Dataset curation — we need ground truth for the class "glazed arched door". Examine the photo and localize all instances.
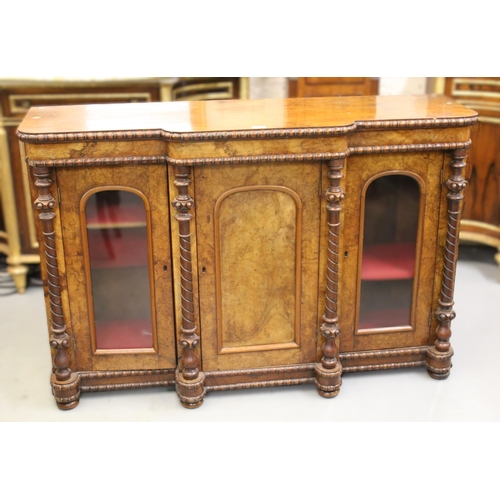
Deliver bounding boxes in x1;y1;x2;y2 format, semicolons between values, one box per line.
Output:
340;152;445;353
56;164;178;372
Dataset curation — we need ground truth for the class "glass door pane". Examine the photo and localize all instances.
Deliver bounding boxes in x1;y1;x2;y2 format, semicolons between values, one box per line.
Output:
85;189;154;350
358;175;420;330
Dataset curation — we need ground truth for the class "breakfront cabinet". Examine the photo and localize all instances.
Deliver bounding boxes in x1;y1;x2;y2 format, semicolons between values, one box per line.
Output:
17;96;477;410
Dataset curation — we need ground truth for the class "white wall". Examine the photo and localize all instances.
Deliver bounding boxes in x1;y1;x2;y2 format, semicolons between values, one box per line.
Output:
378;77;427;95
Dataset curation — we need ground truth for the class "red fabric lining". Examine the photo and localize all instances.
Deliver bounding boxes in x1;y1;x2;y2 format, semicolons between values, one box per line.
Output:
361;242;415;280
87;228;149;269
358;308;411;329
95;319;153;349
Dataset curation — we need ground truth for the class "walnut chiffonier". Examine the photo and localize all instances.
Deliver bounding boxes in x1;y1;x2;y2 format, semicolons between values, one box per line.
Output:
16;96;477;410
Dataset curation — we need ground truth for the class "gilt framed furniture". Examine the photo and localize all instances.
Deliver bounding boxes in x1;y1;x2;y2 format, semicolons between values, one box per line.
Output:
0;77;249;292
17;96;477;410
435;77;500;280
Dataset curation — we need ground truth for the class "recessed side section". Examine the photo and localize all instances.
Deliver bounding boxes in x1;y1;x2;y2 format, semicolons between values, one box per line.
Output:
81;188;156;352
357;173;422;333
215;186;302;354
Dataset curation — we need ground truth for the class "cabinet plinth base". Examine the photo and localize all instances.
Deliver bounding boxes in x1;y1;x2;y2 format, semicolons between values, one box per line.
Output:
426;346;453;380
315;362;342;398
51;372;81;410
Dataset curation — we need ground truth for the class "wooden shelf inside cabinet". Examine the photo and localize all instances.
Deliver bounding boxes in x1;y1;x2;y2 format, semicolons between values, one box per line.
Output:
86;202;147;229
361;242;416;281
86;193;149;269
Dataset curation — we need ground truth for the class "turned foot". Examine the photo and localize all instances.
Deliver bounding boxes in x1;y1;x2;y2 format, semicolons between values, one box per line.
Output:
7;264;29;294
426;346;453;380
51;372;81;411
180;399;204;410
56;399;80;411
315;362;342;399
175;370;206;409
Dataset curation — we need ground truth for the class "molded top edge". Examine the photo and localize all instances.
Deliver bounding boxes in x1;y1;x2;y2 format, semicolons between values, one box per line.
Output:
17;95;478;142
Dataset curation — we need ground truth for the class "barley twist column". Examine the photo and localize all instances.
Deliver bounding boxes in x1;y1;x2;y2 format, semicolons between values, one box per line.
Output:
33;165;80;409
427;148;468;379
171;164;205;408
315;158;345;397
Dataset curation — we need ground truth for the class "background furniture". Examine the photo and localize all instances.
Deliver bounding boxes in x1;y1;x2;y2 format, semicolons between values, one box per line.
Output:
18;95;476;410
0;77;248;292
437;77;500;279
288;77;379;98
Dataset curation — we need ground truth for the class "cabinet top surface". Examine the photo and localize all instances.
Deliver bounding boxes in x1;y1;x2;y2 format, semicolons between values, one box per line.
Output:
18;95;477;138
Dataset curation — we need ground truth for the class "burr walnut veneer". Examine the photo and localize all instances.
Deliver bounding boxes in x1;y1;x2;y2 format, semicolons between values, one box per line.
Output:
17;96;477;410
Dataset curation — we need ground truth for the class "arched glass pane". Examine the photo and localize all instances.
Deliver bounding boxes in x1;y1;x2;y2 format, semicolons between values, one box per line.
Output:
85;190;153;349
359;175;420;330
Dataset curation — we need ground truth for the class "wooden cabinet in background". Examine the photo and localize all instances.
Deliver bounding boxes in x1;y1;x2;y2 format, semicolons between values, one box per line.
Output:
288;77;379;98
0;77;248;292
17;96;476;410
440;77;500;278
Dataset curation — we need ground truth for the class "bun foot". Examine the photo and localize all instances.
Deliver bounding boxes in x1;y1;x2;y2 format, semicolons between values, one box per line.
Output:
56;400;80;410
51;372;81;411
175;370;206;409
426;346;453;380
315;362;342;399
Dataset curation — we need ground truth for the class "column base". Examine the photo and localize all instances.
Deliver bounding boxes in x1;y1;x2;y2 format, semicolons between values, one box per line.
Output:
315;362;342;398
51;372;81;410
426;346;453;380
175;370;206;409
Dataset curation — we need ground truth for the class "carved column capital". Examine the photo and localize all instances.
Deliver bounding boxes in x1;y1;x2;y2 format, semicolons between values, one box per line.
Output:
435;309;456;323
49;334;72;350
172;198;195;212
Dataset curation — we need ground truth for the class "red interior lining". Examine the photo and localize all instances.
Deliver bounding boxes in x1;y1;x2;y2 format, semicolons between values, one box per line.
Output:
358;308;411;330
361;242;415;280
95;319;153;349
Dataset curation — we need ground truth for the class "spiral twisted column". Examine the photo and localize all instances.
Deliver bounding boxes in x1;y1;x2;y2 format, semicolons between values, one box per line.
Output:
427;148;469;379
32;165;80;410
171;164;205;408
315;158;345;398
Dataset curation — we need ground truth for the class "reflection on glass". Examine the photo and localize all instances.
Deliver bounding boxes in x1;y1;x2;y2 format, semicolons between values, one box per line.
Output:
86;190;153;349
359;175;420;330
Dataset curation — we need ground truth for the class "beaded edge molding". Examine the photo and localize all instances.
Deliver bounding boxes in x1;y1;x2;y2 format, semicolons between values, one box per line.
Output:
17;116;478;144
25;140;473;168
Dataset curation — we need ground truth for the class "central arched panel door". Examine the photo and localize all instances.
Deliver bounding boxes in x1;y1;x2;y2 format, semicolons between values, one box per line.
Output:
194;162;322;371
